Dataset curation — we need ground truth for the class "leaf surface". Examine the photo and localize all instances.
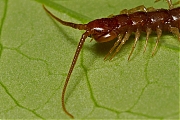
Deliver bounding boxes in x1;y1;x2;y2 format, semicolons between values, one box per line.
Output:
0;0;179;119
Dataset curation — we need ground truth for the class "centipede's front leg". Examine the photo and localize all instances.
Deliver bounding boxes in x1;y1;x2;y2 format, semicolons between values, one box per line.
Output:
109;31;132;60
104;33;124;60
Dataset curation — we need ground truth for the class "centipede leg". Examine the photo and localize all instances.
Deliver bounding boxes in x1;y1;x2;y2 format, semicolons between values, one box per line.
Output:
152;28;162;56
169;27;180;41
104;33;124;60
120;9;128;14
155;0;161;2
107;14;115;18
155;0;174;9
146;7;156;12
128;5;147;14
144;28;152;53
120;5;147;14
166;0;174;9
173;1;180;6
128;29;141;60
110;31;132;60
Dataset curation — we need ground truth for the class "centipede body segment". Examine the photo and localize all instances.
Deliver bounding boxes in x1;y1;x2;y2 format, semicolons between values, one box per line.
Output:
43;0;180;118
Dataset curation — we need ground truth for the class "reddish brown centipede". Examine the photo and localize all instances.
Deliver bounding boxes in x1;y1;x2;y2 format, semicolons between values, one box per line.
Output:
43;0;180;118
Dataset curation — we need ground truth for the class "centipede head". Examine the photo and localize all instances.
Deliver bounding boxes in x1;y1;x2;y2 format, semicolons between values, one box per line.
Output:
86;18;119;43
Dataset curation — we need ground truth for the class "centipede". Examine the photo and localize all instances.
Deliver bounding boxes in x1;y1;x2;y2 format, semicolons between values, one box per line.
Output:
43;0;180;118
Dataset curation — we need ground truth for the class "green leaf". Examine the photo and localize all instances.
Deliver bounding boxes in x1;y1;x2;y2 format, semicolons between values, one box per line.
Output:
0;0;179;119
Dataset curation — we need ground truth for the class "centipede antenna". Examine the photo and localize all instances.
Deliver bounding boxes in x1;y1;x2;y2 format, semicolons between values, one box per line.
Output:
61;32;89;118
42;5;87;30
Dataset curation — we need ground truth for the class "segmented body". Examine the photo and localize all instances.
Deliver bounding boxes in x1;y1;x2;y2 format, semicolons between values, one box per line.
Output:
92;6;180;60
43;0;180;118
106;7;180;33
